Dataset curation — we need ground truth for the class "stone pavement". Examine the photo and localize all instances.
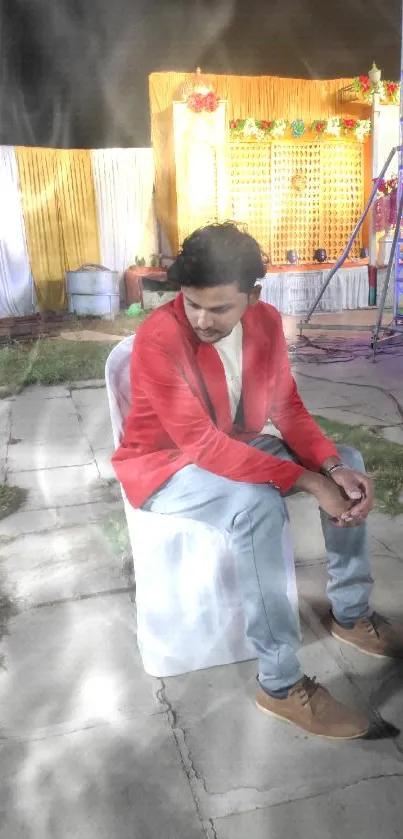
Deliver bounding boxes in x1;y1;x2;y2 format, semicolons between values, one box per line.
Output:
1;354;403;837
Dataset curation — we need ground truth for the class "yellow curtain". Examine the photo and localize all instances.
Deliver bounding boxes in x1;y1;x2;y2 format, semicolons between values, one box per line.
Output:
15;146;101;311
15;148;63;310
149;72;370;253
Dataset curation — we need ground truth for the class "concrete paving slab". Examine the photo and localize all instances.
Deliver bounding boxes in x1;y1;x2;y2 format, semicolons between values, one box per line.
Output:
72;397;110;424
56;500;120;528
11;464;108;510
368;513;403;559
10;395;77;427
71;388;109;409
297;380;403;426
6;439;94;472
296;358;403;409
70;378;106;389
0;442;7;469
82;422;113;451
0;594;156;732
92;447;116;482
300;391;360;410
213;776;403;839
71;389;113;449
9;414;82;443
306;407;392;427
0;716;205;839
0;508;60;540
379;425;403;445
0;523;129;606
0;399;12;433
13;385;71;400
161;619;402;821
0;401;11;472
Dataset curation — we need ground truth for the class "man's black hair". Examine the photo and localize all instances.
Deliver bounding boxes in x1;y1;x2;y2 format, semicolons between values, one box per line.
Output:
167;222;266;294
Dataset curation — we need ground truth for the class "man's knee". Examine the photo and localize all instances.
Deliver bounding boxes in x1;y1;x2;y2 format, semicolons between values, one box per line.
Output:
236;481;287;519
336;444;365;472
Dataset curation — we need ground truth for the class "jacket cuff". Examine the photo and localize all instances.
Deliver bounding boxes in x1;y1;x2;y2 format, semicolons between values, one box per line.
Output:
275;462;305;494
298;441;340;473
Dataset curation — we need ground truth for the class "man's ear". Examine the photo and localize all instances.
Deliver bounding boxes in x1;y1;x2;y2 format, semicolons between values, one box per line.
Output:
249;284;261;306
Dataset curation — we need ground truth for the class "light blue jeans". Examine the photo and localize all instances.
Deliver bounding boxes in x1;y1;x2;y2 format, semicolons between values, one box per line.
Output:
142;436;373;693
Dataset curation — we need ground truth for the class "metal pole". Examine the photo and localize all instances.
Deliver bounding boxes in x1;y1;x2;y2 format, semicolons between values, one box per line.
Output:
394;4;403;322
368;85;381;305
372;188;403;357
301;146;399;326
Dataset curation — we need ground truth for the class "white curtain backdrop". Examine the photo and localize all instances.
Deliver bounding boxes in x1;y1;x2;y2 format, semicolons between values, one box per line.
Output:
0;146;34;317
91;148;156;275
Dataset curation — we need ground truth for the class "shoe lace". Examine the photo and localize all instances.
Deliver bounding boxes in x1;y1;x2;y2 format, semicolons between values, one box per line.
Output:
362;612;390;638
289;675;319;706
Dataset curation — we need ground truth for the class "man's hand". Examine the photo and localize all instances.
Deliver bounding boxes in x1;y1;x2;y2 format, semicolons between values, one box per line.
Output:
329;467;374;523
293;470;371;526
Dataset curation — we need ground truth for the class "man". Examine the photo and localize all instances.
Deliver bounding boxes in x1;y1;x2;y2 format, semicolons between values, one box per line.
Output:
113;222;402;740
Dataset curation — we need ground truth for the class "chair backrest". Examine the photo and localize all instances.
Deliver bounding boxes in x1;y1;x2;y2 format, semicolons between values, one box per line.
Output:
105;334;135;447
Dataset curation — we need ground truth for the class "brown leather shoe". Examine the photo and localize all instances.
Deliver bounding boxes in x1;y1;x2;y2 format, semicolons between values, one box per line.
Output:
330;613;403;660
256;676;369;740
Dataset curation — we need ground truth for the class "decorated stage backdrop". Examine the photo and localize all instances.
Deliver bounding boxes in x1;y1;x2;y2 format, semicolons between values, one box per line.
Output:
149;71;375;261
0;146;155;316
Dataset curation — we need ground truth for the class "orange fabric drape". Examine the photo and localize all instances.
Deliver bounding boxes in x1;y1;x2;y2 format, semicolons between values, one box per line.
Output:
15;147;101;310
149;72;370;253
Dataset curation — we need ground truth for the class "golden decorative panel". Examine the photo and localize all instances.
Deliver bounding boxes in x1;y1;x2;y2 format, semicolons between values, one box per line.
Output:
229;139;364;264
319;141;363;260
230;143;271;259
270;141;322;264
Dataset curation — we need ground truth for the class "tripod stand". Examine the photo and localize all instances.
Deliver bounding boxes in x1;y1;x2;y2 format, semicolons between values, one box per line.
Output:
371;188;403;359
298;146;403;358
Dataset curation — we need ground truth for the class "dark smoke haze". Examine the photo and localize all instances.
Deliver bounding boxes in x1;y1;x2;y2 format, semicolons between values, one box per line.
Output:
0;0;401;148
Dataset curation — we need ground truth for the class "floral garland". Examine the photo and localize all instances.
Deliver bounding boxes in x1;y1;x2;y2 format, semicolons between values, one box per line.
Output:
352;76;400;105
373;176;398;233
229;117;371;142
373;174;398;198
186;91;220;113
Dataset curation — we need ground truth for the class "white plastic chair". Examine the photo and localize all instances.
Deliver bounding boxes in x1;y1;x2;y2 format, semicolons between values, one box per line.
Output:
105;335;299;677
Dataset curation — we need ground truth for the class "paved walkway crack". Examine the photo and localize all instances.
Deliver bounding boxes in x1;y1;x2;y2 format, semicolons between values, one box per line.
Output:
204;818;219;838
70;394;104;483
210;771;403;825
156;679;211;834
3;401;12;483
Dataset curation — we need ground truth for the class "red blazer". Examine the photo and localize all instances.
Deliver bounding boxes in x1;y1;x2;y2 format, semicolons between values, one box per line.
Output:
112;293;338;508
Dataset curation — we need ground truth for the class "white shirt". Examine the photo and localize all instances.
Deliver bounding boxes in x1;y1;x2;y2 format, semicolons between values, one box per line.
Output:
213;322;243;422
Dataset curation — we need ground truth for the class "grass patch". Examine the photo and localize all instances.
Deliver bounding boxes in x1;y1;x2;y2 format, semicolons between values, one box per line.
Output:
0;484;27;520
314;415;403;516
0;339;117;392
104;508;132;561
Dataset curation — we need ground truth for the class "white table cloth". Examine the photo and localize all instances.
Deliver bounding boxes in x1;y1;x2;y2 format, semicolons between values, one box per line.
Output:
260;265;369;315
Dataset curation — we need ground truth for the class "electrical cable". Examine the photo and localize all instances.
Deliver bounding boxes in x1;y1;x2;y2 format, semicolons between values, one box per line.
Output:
288;332;403;364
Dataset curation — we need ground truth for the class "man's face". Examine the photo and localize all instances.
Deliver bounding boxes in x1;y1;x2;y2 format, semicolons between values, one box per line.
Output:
182;283;257;344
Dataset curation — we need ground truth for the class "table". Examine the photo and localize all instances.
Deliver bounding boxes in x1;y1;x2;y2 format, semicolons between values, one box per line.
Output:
260;262;369;315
